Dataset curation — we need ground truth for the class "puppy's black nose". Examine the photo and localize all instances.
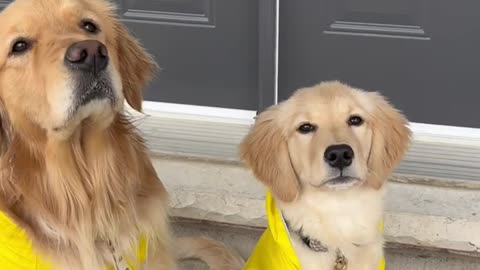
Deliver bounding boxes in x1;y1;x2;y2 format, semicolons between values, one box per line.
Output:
65;40;108;73
324;144;354;169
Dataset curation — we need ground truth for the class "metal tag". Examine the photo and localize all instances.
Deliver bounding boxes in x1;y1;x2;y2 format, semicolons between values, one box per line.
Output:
334;248;348;270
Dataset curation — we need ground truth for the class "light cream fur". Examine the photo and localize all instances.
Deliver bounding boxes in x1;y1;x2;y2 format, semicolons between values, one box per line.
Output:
240;81;411;269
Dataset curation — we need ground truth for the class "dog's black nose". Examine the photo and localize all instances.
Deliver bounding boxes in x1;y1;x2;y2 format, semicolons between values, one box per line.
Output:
65;40;108;73
324;144;354;169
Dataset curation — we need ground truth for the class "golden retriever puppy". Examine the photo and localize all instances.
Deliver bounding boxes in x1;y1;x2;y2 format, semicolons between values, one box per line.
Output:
0;1;242;270
240;81;411;270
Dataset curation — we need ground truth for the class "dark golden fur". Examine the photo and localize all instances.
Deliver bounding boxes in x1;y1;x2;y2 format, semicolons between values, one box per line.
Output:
0;1;242;269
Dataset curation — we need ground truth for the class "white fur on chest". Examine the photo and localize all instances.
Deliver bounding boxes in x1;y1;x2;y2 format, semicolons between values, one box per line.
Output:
279;187;385;270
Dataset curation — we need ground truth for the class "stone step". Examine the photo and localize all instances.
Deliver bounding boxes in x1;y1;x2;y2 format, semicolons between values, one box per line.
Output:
174;222;480;270
154;156;480;258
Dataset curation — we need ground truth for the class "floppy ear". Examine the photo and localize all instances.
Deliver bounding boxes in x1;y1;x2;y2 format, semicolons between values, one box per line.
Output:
112;19;157;112
366;92;412;189
239;107;300;202
0;99;13;155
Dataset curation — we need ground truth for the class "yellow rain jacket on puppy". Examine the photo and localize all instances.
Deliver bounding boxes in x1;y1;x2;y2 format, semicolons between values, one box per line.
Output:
0;211;147;270
244;191;386;270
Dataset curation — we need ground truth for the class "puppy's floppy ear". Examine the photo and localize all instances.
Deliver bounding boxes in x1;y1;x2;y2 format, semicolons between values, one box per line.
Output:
240;107;300;202
366;92;412;189
112;18;157;112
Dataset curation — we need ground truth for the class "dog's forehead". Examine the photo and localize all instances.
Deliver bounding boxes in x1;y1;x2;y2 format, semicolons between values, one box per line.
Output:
1;0;103;22
0;0;113;40
1;1;71;26
7;0;90;8
296;86;363;112
288;82;374;126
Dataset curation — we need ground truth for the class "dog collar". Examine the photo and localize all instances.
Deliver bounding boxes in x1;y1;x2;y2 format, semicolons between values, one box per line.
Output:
284;219;329;253
107;240;137;270
284;218;349;270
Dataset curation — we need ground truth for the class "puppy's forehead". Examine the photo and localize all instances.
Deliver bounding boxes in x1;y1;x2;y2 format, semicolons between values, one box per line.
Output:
292;82;370;117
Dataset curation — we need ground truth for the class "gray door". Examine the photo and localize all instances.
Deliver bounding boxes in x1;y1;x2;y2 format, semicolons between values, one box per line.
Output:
279;0;480;128
115;0;276;111
0;1;10;10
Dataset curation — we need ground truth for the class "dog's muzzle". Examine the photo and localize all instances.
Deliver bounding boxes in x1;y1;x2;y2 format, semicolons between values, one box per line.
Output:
322;144;361;188
64;40;114;107
65;40;109;74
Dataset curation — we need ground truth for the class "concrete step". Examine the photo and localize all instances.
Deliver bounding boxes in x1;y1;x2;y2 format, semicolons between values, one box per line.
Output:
174;222;480;270
154;156;480;257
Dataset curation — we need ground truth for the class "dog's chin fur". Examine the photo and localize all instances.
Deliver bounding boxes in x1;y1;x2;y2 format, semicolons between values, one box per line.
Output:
52;98;118;140
318;177;363;191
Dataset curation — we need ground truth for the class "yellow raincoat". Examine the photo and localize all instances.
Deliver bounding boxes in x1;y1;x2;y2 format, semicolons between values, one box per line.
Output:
0;210;147;270
244;191;386;270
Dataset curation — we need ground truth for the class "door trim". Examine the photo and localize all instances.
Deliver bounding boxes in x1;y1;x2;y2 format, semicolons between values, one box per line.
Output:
142;101;256;123
257;0;278;112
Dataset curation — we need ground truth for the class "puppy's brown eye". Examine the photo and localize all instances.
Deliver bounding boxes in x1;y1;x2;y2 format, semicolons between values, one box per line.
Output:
297;123;317;134
11;39;31;55
82;20;99;33
348;115;364;126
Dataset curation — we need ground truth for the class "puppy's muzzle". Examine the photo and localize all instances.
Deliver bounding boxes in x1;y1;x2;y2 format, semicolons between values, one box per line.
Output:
324;144;354;169
65;40;109;74
322;144;359;188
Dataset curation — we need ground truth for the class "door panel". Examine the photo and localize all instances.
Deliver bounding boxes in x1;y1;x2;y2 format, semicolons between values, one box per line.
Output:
324;0;429;39
116;0;261;110
119;0;215;27
279;0;480;128
0;1;11;9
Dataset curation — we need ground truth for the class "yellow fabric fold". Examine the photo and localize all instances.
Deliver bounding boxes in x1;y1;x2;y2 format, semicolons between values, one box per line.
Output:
0;211;147;270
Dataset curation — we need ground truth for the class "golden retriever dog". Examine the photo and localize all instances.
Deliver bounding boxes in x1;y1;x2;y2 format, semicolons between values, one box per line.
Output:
240;81;411;270
0;0;243;270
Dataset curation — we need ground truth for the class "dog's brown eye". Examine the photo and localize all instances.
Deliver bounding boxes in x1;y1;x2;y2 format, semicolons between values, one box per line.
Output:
348;115;364;126
82;20;99;33
11;39;31;55
297;123;317;134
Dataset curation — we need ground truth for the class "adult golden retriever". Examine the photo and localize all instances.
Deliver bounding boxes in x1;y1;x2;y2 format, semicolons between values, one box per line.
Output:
0;0;242;269
240;81;411;270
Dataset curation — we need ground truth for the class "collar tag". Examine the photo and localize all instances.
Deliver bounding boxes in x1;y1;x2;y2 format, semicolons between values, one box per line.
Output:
334;248;348;270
